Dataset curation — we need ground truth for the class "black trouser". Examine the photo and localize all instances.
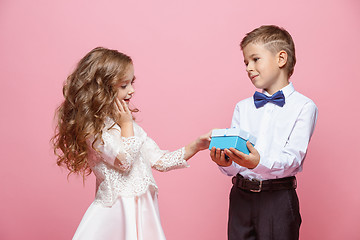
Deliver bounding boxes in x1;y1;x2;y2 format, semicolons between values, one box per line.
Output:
228;185;301;240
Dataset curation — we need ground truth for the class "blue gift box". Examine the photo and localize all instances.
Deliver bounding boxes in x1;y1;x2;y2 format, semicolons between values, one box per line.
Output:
209;128;257;155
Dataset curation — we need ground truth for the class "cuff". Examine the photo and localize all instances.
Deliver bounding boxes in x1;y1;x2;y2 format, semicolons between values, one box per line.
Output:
250;149;271;175
219;162;240;176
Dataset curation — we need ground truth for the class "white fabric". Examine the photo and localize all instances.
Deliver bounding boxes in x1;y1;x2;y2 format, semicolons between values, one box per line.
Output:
220;82;318;180
73;188;165;240
74;119;188;239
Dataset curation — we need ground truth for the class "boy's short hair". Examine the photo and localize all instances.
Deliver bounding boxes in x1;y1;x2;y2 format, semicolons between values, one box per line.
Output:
240;25;296;78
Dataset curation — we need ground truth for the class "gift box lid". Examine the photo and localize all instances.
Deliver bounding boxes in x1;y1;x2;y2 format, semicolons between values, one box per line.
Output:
211;128;257;145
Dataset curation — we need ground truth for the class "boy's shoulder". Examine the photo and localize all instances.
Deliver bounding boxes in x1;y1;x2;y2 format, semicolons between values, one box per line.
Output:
232;96;255;113
234;96;254;107
289;90;318;110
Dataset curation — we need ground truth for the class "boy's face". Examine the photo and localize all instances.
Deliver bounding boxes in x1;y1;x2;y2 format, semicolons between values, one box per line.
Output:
242;43;285;94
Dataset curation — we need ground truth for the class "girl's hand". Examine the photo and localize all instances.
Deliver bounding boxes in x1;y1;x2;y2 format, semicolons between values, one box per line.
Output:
115;99;134;137
115;99;133;126
195;130;212;151
184;130;212;161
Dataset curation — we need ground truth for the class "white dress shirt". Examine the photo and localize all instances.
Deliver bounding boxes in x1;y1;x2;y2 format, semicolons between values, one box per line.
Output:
220;83;318;180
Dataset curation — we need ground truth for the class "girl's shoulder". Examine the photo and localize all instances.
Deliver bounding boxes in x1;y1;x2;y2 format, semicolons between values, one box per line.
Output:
104;117;147;138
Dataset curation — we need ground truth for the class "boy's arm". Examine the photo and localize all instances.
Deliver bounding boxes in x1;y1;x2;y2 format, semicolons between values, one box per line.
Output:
226;101;318;179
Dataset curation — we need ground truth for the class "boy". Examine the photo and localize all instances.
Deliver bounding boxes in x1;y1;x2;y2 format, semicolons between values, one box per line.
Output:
210;25;318;240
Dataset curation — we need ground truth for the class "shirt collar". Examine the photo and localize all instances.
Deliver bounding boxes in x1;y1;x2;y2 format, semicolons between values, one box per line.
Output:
263;82;295;98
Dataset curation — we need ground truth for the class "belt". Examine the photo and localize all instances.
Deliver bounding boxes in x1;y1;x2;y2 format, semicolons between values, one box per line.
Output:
232;174;297;193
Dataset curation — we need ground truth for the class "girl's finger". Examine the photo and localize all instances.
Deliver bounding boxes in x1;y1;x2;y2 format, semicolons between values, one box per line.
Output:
115;99;120;111
121;100;130;112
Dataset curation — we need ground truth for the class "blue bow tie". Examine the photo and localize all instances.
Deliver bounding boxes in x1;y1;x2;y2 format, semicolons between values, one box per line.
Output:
253;90;285;108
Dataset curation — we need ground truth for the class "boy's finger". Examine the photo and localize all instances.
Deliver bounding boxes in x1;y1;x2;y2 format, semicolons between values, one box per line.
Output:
225;149;238;161
210;147;216;159
246;141;256;153
220;150;226;162
228;148;246;159
210;147;220;162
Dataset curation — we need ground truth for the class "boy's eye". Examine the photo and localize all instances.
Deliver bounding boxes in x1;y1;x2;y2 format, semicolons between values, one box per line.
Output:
254;57;259;62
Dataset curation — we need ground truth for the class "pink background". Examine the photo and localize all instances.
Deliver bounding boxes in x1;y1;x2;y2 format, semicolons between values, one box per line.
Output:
1;0;359;239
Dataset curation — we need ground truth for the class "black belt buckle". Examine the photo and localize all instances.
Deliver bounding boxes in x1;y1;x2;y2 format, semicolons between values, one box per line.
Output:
250;179;263;192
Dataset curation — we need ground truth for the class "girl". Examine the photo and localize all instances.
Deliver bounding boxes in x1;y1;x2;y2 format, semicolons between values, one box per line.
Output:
52;47;211;240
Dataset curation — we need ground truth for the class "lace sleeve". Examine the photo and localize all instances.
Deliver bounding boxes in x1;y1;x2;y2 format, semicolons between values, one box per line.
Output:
92;126;144;172
141;136;189;172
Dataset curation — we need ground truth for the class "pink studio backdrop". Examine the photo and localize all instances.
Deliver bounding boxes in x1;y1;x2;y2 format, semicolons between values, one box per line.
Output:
1;0;359;239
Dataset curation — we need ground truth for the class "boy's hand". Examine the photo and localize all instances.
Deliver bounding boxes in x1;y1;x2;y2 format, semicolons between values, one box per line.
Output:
224;141;260;169
210;147;233;167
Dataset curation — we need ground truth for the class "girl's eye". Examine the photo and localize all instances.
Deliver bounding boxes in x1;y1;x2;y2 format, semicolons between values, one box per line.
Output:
121;85;127;89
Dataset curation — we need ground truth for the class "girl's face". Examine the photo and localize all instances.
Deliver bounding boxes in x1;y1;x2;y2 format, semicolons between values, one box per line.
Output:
116;64;135;104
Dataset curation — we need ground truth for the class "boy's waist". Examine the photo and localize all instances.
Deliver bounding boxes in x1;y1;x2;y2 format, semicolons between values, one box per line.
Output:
232;174;297;192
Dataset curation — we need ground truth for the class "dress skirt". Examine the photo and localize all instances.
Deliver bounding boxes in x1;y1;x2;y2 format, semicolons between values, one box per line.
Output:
73;188;166;240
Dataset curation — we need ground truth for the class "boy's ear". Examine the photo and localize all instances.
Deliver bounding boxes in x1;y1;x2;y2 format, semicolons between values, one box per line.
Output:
277;50;288;68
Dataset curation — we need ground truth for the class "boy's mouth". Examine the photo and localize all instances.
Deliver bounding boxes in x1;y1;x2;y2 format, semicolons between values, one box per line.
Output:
250;74;259;81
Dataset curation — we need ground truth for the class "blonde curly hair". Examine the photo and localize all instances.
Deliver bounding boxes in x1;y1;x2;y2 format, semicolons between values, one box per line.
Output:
52;47;137;178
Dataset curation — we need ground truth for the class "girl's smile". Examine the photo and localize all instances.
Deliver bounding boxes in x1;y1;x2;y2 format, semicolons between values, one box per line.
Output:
117;64;135;104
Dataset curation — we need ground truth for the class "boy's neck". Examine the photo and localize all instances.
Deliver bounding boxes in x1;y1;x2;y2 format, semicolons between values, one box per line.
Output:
264;76;289;95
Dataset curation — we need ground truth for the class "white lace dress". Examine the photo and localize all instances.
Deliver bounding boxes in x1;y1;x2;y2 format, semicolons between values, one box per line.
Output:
73;118;188;240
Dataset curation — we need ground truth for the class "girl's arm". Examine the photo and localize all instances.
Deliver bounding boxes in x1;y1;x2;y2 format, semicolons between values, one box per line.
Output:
91;125;143;172
141;129;212;172
184;131;212;160
91;100;141;172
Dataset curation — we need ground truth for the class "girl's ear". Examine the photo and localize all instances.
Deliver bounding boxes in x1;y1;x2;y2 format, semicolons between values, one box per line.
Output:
277;50;288;68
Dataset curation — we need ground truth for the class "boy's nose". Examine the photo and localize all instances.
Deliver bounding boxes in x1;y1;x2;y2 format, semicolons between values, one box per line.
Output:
246;64;253;73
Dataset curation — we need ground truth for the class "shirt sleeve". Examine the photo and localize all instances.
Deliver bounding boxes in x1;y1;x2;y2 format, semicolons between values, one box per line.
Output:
219;162;242;176
140;135;189;172
92;126;144;172
251;101;318;178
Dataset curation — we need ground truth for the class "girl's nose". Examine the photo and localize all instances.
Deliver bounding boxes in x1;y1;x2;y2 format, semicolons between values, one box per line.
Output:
128;85;135;95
